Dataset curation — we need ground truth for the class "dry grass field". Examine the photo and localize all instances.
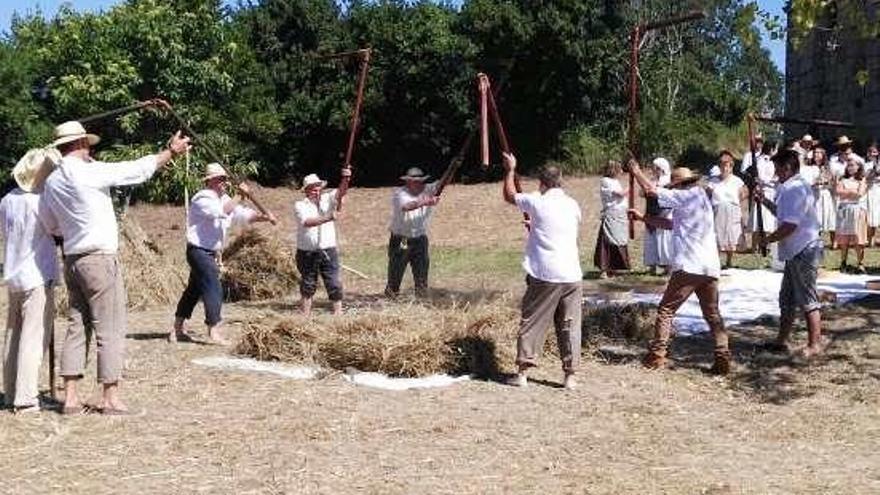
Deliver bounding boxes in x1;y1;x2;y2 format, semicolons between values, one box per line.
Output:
2;175;880;494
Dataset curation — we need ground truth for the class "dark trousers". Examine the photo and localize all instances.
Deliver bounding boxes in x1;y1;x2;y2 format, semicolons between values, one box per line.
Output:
175;244;222;326
385;234;429;296
296;248;343;301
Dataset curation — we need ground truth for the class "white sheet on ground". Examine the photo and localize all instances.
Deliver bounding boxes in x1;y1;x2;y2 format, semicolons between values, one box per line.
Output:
193;356;470;390
587;268;880;336
343;372;470;391
192;356;320;380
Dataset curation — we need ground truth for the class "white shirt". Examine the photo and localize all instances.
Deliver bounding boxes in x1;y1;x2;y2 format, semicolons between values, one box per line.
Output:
186;189;257;251
41;154;158;255
599;177;627;213
0;189;58;292
740;152;772;177
799;164;820;186
708;174;745;206
514;188;582;283
657;187;721;278
294;190;338;251
775;174;821;261
389;182;438;238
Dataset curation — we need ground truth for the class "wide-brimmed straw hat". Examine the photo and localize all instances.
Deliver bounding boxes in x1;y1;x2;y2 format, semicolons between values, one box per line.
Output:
301;173;327;190
801;134;818;144
669;167;699;187
203;162;229;181
400;167;429;181
52;121;100;148
836;135;854;147
12;147;61;192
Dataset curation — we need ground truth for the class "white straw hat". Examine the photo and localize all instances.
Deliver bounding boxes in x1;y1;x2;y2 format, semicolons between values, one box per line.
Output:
12;147;61;192
203;162;229;181
301;173;327;190
400;167;430;181
52;121;100;148
836;135;854;147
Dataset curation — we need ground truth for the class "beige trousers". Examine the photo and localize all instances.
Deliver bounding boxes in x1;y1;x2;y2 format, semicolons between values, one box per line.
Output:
61;253;127;383
516;276;583;373
3;285;54;407
649;270;729;357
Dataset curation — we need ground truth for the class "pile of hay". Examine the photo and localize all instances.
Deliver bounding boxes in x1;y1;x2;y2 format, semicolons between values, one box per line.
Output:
55;216;186;312
582;302;657;343
235;304;519;377
222;229;299;302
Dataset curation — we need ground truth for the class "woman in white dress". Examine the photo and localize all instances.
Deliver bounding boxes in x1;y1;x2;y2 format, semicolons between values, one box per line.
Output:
642;157;672;275
811;147;837;248
707;151;747;269
864;144;880;246
836;158;868;272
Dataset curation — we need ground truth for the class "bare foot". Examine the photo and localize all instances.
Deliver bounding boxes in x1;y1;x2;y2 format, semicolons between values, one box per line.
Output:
801;337;831;358
208;329;230;346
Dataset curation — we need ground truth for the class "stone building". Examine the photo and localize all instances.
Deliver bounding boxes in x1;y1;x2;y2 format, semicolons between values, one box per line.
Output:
785;3;880;147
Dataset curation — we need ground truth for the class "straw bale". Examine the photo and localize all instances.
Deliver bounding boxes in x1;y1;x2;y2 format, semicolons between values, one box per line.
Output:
582;302;657;342
55;216;186;312
235;304;519;378
222;229;299;301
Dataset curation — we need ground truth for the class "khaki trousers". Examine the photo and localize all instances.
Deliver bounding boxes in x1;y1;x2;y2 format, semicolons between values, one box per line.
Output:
516;276;583;373
61;253;127;383
3;286;54;407
649;270;729;357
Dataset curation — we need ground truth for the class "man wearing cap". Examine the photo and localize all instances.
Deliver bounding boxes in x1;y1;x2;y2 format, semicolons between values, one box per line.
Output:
829;136;864;178
385;167;440;298
757;149;826;357
628;161;731;375
1;148;60;413
170;163;276;344
501;153;582;390
41;121;190;415
294;168;352;316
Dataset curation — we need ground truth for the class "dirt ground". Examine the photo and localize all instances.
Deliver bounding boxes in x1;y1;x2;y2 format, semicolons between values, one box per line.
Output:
2;176;880;494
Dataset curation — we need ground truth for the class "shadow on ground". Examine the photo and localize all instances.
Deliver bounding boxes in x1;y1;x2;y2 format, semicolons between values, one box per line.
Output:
590;294;880;405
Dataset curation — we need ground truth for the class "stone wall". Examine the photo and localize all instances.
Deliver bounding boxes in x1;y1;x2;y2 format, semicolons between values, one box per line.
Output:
785;4;880;149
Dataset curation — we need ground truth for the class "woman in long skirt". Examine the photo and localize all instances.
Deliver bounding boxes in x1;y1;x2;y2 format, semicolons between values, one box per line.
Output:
594;160;630;278
836;158;868;272
642;157;672;275
811;147;837;248
708;151;747;269
864;144;880;246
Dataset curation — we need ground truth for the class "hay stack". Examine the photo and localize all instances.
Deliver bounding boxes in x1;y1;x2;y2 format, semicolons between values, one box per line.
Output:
235;304;518;377
582;302;656;342
222;229;299;301
55;216;186;312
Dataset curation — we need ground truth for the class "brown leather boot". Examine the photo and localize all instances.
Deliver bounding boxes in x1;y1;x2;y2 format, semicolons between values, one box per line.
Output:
709;351;731;376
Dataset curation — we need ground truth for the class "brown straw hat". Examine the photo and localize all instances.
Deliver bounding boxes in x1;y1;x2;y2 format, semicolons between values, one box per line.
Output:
669;167;699;186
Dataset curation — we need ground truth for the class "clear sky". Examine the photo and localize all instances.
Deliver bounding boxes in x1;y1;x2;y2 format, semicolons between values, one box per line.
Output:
1;0;788;73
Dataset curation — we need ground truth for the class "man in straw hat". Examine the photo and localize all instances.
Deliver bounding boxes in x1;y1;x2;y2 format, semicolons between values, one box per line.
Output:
385;166;440;298
501;153;582;389
829;135;864;178
40;121;190;415
756;149;827;357
170;163;276;345
294;168;352;316
1;148;61;413
628;160;731;375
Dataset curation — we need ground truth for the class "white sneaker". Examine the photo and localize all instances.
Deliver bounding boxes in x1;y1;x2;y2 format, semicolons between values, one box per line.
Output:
506;373;527;387
563;374;577;390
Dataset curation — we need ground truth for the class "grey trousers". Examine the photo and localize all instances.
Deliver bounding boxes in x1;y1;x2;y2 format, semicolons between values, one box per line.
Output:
3;285;54;407
516;276;583;373
61;253;127;383
386;234;429;296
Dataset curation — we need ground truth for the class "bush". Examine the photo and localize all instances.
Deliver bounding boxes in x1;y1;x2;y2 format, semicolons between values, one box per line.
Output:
556;125;622;175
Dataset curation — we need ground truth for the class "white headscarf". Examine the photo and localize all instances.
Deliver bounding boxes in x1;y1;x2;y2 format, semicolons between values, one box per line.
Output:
652;157;672;187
